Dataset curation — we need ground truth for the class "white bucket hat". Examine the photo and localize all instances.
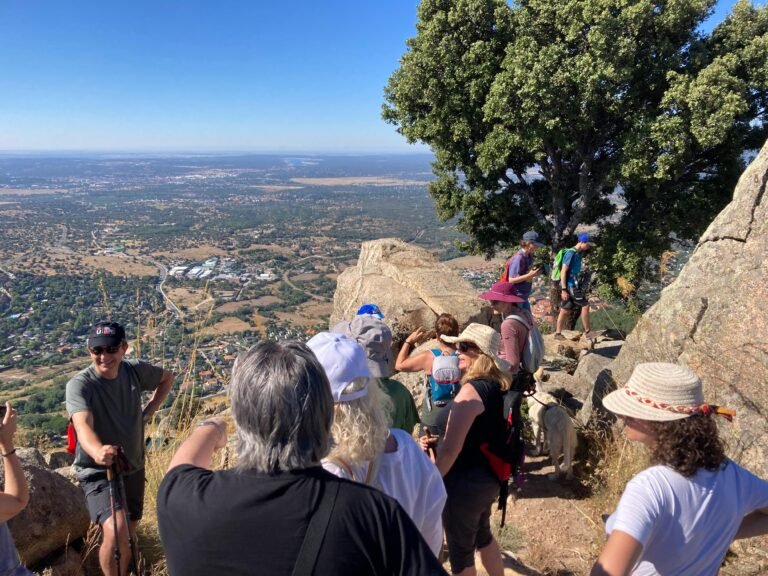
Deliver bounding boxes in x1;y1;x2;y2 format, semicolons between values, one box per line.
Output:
602;362;734;422
440;323;511;372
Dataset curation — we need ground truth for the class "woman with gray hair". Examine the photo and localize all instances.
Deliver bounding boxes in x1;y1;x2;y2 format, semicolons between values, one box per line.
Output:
157;340;446;576
307;332;447;558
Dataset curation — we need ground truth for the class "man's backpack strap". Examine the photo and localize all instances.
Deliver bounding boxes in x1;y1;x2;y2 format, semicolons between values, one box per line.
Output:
291;481;340;576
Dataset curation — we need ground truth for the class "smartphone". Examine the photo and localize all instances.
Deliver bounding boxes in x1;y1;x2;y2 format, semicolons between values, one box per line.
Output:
0;405;6;419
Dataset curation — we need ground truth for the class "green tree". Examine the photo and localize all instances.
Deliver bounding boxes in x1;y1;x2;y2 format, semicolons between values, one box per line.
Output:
383;0;767;292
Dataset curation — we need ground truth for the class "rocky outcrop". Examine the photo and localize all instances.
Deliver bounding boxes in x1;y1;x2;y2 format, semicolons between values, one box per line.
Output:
5;449;90;566
330;239;487;338
612;140;768;476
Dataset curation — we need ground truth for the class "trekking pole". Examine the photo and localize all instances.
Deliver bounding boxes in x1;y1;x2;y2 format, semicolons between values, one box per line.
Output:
106;465;122;576
424;429;437;461
114;450;141;575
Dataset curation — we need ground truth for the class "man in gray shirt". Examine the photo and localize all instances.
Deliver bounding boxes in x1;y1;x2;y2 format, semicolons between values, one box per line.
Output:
66;321;173;576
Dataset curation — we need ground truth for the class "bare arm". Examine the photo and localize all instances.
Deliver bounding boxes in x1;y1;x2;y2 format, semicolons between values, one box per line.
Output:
167;420;228;472
560;263;569;300
71;410;117;467
735;507;768;540
590;530;644;576
508;267;540;284
143;368;174;420
0;403;29;522
434;384;484;476
395;328;433;372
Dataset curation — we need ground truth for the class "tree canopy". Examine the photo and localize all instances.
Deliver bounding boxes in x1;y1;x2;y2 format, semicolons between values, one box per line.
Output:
383;0;767;293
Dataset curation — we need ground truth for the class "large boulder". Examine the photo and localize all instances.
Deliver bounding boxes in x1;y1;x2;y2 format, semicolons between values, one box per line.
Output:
612;140;768;476
331;239;487;338
6;449;90;566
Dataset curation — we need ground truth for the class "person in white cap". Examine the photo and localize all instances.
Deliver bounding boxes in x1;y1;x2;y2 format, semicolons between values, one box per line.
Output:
307;332;447;558
332;314;419;434
592;362;768;576
421;323;512;576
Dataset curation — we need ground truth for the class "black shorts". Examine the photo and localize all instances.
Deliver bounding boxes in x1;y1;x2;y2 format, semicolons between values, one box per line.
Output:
80;468;146;524
442;465;500;573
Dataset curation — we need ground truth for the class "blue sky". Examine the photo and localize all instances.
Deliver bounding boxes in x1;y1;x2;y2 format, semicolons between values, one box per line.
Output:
0;0;748;153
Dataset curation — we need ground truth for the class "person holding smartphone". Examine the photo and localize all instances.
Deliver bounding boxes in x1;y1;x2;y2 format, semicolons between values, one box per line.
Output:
0;401;33;575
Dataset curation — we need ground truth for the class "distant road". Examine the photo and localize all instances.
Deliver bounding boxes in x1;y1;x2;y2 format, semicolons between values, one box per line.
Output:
148;257;184;320
0;266;15;281
281;271;326;302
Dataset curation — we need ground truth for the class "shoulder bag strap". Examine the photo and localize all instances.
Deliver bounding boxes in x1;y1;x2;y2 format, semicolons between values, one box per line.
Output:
365;452;383;487
326;456;355;479
506;314;532;330
291;481;340;576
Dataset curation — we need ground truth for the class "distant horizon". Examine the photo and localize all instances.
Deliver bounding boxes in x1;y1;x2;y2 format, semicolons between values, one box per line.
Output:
0;147;434;158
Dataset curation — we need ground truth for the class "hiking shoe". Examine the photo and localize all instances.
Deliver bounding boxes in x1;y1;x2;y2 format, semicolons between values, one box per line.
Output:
553;333;566;341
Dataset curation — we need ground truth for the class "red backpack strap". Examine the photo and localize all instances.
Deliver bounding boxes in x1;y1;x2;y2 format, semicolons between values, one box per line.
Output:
66;419;78;455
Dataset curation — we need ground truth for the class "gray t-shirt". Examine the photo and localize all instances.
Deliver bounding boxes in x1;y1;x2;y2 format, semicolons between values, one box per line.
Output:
66;359;163;480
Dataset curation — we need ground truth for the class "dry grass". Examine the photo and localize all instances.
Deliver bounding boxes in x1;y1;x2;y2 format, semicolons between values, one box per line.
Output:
200;316;253;335
80;256;157;276
582;428;649;546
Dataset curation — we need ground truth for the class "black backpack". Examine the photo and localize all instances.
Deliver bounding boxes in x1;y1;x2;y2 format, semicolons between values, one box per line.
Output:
480;388;526;527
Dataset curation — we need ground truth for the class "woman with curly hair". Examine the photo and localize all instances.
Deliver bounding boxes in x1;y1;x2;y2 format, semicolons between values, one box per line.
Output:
307;332;447;558
592;362;768;576
421;323;511;576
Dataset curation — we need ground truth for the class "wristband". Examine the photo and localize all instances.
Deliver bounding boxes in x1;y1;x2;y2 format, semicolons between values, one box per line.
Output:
2;448;16;458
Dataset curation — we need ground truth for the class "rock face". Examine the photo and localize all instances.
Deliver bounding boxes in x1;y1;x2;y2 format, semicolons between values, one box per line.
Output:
331;239;487;338
5;449;90;566
612;140;768;477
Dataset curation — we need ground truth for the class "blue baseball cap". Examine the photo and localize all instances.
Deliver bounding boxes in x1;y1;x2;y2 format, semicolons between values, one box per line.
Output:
577;233;592;244
356;304;384;319
522;230;545;247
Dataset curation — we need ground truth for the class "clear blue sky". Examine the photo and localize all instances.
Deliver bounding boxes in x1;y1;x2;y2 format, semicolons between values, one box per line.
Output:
0;0;747;153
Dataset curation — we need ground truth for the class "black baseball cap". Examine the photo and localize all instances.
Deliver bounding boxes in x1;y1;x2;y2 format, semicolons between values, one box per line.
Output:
87;322;126;348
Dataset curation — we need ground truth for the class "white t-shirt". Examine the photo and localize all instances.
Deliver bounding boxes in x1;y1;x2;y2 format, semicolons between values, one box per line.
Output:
323;428;447;557
606;460;768;575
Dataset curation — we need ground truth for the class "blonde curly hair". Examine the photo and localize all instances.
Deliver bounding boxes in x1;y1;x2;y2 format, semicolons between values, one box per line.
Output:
328;378;393;463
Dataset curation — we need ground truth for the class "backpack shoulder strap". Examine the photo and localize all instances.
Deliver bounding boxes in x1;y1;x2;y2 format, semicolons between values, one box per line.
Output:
506;314;532;330
430;349;442;357
326;456;355;479
291;481;340;576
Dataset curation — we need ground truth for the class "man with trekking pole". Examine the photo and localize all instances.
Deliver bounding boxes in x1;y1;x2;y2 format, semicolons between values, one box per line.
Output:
66;322;174;576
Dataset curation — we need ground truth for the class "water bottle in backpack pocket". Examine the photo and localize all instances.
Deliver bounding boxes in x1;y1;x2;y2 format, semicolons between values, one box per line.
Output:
425;350;461;409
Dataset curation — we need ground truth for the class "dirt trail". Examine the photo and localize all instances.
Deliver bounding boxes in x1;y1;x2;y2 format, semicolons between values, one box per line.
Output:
465;454;600;576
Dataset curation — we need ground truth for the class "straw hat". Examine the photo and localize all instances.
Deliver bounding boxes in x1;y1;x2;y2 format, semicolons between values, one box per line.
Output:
441;323;511;372
602;362;707;421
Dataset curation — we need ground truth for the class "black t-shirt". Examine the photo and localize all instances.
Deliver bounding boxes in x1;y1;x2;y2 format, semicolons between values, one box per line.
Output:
157;464;447;576
451;379;504;472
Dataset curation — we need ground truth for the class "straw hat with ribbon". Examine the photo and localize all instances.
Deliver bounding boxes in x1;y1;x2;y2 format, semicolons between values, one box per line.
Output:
602;362;735;422
440;323;511;372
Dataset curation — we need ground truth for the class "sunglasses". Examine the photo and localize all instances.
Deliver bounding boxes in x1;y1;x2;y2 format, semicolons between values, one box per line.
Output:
456;341;480;354
89;346;121;355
